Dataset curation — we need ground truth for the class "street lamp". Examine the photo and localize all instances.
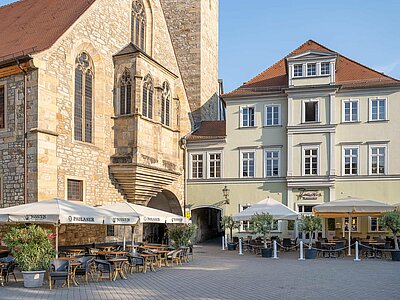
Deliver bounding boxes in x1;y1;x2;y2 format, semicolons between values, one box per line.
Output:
222;185;230;205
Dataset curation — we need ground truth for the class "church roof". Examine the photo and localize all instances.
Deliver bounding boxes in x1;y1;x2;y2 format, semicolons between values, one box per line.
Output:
0;0;95;63
224;40;400;98
187;121;226;141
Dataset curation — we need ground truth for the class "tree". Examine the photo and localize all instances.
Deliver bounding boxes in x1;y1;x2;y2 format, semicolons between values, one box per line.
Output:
379;210;400;250
220;216;240;243
299;215;322;249
250;213;274;248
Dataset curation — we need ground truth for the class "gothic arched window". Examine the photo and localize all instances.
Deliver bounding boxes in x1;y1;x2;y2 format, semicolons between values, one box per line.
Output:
119;69;132;115
161;81;171;126
131;0;146;50
142;75;153;118
74;52;94;143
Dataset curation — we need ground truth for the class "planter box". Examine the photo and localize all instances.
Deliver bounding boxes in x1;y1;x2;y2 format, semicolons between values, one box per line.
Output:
22;271;46;288
305;248;317;259
392;250;400;261
227;243;237;251
261;247;273;258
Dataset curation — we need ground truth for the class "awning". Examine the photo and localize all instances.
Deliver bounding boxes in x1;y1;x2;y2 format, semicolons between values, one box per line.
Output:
233;197;299;221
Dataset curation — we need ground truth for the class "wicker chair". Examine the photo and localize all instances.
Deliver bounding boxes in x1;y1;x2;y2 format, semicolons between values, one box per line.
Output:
49;259;71;290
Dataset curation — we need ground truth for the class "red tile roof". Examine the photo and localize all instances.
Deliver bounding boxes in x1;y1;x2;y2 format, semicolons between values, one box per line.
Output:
224;40;400;97
0;0;95;63
187;121;226;141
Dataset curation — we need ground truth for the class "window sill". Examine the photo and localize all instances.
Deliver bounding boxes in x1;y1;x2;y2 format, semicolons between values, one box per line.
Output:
262;124;282;128
301;121;321;125
112;113;135;119
341;121;361;124
239;126;257;129
367;119;389;123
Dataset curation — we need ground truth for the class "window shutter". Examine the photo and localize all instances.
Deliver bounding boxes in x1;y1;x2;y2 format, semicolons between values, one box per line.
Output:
74;69;83;141
166;96;170;126
148;87;153;119
142;85;148;117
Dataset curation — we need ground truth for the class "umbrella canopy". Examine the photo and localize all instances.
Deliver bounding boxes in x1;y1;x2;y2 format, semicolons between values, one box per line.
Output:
313;196;395;218
0;198;138;225
233;197;299;221
102;201;189;224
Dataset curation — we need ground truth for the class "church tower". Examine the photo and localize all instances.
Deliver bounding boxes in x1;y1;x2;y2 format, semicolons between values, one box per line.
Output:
160;0;219;126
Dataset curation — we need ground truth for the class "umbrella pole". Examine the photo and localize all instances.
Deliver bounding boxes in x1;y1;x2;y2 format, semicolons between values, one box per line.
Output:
55;224;59;259
348;216;352;256
123;226;126;251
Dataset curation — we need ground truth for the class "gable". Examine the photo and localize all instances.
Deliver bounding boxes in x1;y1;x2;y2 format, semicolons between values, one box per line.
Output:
224;40;400;98
0;0;96;62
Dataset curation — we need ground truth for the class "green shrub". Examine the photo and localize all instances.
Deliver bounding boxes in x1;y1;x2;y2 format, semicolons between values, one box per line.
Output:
379;210;400;250
167;223;197;247
4;225;56;271
299;215;322;249
250;213;274;248
220;216;240;242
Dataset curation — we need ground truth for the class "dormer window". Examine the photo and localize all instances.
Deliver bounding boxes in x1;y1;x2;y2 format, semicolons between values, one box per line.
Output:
293;64;303;77
321;62;330;75
307;63;316;76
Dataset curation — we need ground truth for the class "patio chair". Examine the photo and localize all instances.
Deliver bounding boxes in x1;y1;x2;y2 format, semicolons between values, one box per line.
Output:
94;259;114;281
282;238;292;252
49;259;71;290
332;241;345;258
167;249;182;266
127;253;144;273
0;256;17;284
74;256;94;284
179;246;190;263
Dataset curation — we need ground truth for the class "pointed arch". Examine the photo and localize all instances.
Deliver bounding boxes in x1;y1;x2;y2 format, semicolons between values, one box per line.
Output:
119;69;132;115
74;51;94;143
131;0;146;51
142;74;153;118
161;81;171;126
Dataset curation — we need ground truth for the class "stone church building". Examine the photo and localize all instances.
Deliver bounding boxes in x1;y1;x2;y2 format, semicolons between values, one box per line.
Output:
0;0;218;243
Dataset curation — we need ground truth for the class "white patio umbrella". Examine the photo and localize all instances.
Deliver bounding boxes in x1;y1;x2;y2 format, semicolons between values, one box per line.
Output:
313;196;395;255
233;197;299;221
102;202;190;250
0;198;138;257
102;201;189;224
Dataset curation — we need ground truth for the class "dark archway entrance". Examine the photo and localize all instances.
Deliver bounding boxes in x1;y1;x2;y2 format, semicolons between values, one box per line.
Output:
144;190;182;244
191;206;223;243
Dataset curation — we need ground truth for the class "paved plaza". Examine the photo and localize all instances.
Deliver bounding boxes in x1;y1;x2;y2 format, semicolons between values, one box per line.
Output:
1;242;399;300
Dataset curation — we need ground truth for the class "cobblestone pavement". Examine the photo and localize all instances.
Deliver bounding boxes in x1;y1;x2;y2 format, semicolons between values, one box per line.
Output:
1;242;399;300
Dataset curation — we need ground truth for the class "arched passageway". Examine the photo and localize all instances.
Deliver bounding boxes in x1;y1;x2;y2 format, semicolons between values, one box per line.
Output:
191;206;223;243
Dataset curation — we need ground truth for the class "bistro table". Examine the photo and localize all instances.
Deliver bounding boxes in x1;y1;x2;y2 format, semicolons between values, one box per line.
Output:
139;253;158;273
97;245;115;252
69;261;82;286
361;241;386;258
107;258;128;281
321;242;336;258
157;250;171;267
97;251;128;257
65;249;85;257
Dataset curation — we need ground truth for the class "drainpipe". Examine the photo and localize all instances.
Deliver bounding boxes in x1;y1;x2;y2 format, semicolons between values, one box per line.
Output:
180;136;188;216
16;59;28;204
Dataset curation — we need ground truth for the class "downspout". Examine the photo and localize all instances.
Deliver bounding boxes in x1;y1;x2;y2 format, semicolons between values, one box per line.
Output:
16;59;28;204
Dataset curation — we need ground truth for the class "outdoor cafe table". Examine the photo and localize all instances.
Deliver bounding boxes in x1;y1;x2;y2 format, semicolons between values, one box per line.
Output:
107;258;128;281
321;242;337;258
96;251;128;257
361;241;386;258
96;245;115;252
157;250;171;267
139;253;157;272
65;249;85;257
69;261;82;286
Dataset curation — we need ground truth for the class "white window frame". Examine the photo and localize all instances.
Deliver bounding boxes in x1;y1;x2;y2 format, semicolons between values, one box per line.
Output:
264;104;281;126
240;106;255;128
342;146;359;176
190;153;204;179
368;217;386;233
342;99;359;122
240;150;256;178
320;62;330;75
264;148;281;177
343;217;360;233
302;145;319;176
293;64;303;77
297;204;317;215
207;151;222;179
369;144;387;175
302;99;319;123
307;63;317;76
369;98;388;121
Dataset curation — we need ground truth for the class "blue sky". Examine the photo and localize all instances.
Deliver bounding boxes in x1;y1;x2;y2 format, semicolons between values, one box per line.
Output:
1;0;399;92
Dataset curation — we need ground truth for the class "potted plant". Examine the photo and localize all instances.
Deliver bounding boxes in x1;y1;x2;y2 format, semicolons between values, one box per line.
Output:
300;215;322;259
220;216;240;250
250;213;274;257
379;210;400;261
4;224;56;288
167;223;197;248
